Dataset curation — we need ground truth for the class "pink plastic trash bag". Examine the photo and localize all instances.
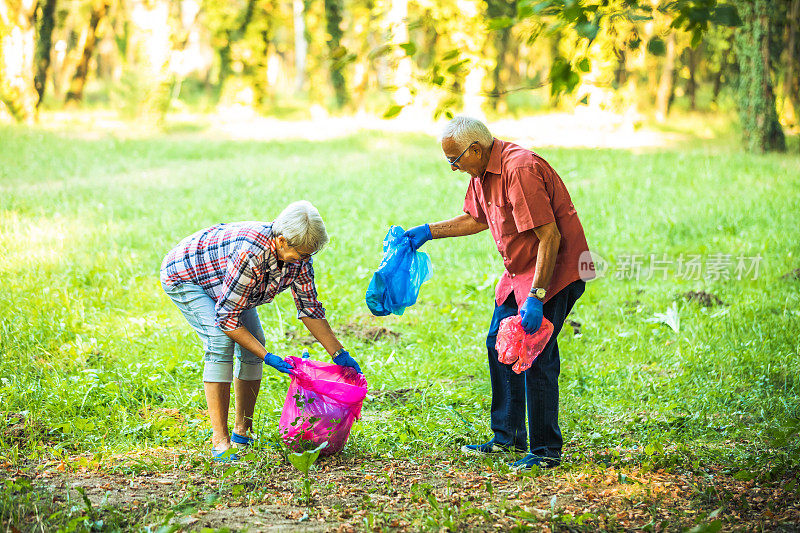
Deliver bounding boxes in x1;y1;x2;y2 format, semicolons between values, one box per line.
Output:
496;315;555;374
279;355;368;457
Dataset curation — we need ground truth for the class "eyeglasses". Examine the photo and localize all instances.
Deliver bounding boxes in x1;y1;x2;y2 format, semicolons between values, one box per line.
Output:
298;249;318;261
447;141;477;169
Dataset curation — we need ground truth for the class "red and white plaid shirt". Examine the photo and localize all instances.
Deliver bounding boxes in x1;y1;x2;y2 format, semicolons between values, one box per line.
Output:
160;222;325;331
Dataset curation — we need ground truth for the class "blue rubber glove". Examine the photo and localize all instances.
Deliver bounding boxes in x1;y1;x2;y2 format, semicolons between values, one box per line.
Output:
403;224;432;251
333;350;362;374
519;296;544;334
264;352;293;375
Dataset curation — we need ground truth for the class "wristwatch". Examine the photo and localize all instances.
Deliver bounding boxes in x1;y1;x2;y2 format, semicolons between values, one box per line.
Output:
332;348;347;360
529;287;546;300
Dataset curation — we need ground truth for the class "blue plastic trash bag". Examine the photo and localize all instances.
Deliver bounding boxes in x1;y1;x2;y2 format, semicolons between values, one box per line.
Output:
365;225;432;316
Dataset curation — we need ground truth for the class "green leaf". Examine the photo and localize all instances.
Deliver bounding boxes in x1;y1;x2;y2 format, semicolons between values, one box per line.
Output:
578;94;589;105
383;105;403;119
488;16;514;31
576;22;598;41
368;44;393;59
711;4;741;26
442;49;460;61
577;57;590;72
287;442;328;474
647;37;666;56
399;42;417;56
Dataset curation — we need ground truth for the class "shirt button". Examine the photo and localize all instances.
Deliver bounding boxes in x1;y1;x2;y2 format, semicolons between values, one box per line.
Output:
511;273;515;278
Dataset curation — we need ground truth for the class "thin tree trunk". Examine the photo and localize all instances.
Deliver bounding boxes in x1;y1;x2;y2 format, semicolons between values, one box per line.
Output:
614;47;627;88
655;32;676;122
324;0;347;108
785;0;799;127
686;45;699;111
711;47;730;103
293;0;307;93
34;0;57;109
65;0;108;104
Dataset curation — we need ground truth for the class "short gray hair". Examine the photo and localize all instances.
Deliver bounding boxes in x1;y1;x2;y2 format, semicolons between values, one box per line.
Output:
272;200;329;253
440;116;494;151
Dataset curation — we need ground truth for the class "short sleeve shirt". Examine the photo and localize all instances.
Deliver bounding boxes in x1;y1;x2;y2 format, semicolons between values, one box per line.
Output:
463;139;594;308
160;222;325;330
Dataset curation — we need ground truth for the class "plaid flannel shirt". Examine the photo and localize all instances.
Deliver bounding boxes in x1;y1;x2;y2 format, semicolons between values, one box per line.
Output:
160;222;325;330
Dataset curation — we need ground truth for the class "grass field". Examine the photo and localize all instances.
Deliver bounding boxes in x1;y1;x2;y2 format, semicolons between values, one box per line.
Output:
1;116;799;531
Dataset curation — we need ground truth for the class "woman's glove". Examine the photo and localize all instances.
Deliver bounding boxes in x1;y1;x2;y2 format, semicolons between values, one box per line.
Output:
333;350;362;374
403;224;432;251
264;352;293;375
519;297;544;334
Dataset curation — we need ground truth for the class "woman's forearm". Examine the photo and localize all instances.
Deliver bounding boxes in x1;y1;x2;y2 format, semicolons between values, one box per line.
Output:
300;317;343;357
429;214;488;239
223;327;268;358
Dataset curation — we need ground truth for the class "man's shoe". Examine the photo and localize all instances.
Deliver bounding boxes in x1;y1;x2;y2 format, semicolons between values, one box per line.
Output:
462;439;526;456
510;453;560;471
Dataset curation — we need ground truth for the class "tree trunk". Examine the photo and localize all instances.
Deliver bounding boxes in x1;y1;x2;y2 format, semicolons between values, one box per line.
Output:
614;46;627;88
386;0;411;107
65;0;108;104
292;0;307;93
214;0;257;102
324;0;347;108
734;0;785;152
655;32;676;122
785;0;799;128
487;0;515;112
34;0;57;109
711;46;730;103
0;0;38;122
686;44;699;111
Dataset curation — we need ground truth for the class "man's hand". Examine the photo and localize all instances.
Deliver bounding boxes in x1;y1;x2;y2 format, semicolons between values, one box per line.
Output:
519;297;544;334
333;350;362;374
403;224;432;251
264;352;293;375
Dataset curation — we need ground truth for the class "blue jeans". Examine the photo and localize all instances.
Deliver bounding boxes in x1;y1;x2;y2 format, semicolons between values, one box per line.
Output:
486;280;585;458
162;282;265;383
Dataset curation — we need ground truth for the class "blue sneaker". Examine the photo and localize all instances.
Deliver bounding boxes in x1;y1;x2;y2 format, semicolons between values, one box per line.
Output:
231;432;254;449
211;447;240;463
461;439;526;456
510;453;560;471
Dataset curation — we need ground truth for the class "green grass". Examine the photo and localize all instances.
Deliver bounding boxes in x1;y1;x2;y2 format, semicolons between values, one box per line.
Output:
1;118;799;530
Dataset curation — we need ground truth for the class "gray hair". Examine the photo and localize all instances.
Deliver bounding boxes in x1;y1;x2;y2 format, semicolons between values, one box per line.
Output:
272;200;329;253
440;116;494;151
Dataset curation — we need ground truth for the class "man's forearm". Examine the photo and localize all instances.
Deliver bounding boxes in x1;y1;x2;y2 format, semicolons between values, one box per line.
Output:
429;214;488;239
530;222;561;292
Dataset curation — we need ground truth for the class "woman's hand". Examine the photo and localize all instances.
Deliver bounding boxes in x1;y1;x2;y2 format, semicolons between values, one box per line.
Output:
333;350;362;374
264;352;293;375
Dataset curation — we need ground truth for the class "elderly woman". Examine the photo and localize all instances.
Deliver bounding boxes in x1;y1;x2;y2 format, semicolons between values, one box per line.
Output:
160;200;361;461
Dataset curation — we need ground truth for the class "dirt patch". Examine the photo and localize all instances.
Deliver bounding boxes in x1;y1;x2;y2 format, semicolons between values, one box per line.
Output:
368;387;422;402
1;411;52;446
284;324;401;346
338;324;401;343
781;268;800;281
681;290;725;307
10;447;800;532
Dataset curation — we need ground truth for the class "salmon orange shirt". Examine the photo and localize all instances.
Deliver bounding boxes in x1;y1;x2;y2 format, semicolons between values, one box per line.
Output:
463;138;594;307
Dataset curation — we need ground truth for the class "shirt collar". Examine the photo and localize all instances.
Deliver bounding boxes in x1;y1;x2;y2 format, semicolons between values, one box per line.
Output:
481;138;503;180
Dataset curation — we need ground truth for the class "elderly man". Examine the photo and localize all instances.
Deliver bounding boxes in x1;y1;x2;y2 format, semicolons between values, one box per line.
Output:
161;200;361;461
403;116;594;470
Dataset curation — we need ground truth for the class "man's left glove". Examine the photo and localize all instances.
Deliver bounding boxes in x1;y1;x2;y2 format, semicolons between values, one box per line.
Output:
264;352;294;375
333;350;362;374
519;296;544;334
